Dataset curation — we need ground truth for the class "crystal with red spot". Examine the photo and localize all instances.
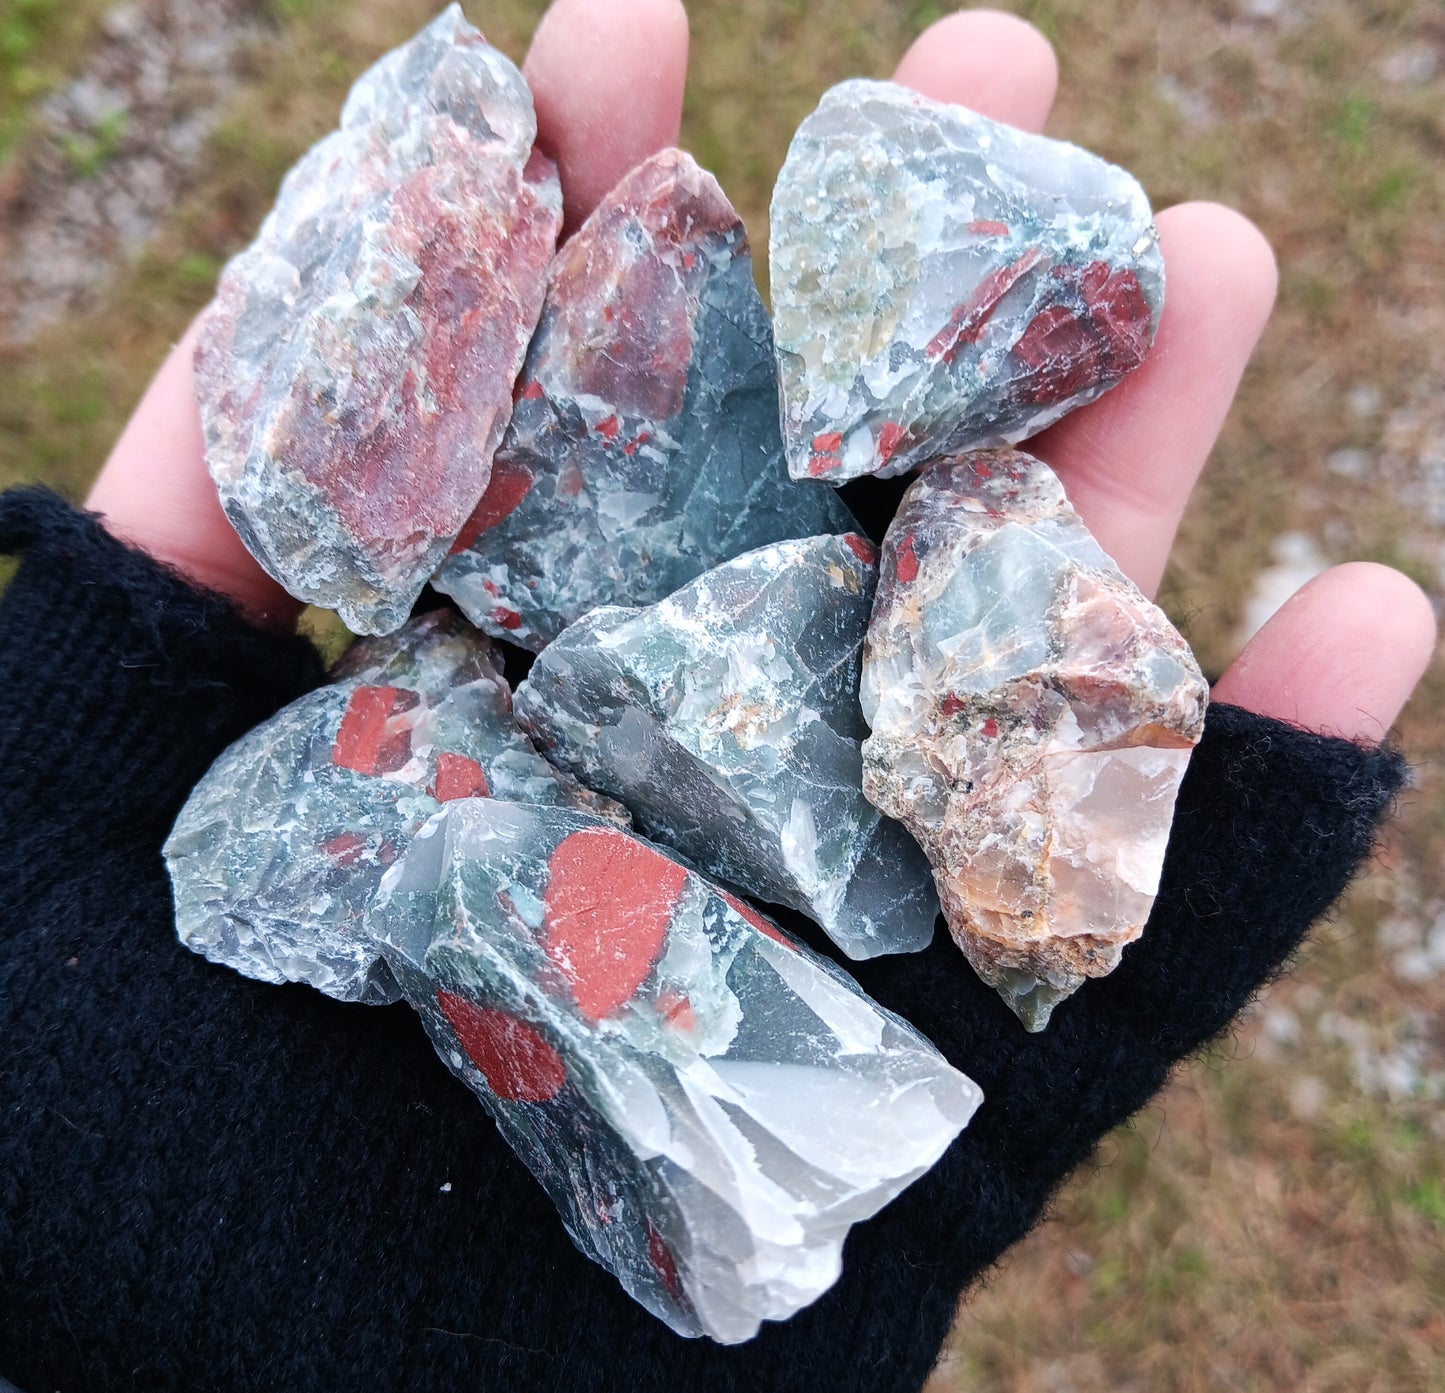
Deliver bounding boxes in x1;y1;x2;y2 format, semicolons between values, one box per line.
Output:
195;6;561;634
770;80;1165;482
860;450;1208;1030
433;147;854;651
513;534;939;958
164;610;623;1004
372;801;982;1342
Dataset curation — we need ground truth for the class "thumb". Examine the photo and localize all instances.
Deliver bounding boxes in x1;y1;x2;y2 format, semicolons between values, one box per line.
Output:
85;317;301;631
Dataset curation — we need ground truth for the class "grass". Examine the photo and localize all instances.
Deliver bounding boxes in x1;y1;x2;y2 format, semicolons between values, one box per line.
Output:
0;0;114;163
2;0;1441;1388
57;102;127;177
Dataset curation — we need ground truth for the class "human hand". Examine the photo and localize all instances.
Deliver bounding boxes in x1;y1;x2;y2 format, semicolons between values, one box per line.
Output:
31;7;1436;1389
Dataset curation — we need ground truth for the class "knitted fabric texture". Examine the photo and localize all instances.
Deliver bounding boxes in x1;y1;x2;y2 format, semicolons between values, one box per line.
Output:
0;487;1407;1393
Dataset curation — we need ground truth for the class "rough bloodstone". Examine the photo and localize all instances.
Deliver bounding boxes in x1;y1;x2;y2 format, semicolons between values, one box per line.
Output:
164;610;623;1004
372;800;982;1341
860;450;1208;1030
432;147;855;651
770;80;1165;483
195;5;561;634
514;534;939;958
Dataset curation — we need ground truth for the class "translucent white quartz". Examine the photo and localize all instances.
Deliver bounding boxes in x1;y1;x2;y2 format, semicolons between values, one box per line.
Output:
372;800;982;1341
861;450;1208;1029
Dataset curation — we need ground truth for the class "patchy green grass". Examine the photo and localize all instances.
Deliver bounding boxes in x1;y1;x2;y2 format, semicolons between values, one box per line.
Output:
2;1;1442;1388
0;0;114;163
57;103;127;177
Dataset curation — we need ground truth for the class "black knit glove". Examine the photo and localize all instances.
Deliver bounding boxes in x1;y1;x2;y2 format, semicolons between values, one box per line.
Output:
0;489;1405;1393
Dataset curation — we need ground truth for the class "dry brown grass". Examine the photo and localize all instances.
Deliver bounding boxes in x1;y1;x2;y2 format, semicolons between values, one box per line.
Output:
1;1;1441;1388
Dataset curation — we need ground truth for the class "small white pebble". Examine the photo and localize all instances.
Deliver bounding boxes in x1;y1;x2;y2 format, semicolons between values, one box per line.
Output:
1290;1075;1327;1121
1347;385;1382;418
1379;1054;1421;1102
1380;43;1438;85
1235;533;1329;649
1326;447;1371;479
1427;922;1445;970
1393;948;1436;984
1377;914;1421;951
1263;1005;1301;1045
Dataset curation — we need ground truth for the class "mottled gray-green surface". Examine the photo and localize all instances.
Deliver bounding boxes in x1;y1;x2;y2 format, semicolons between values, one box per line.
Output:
373;799;980;1342
434;148;854;652
165;610;619;1004
771;79;1165;482
515;534;939;958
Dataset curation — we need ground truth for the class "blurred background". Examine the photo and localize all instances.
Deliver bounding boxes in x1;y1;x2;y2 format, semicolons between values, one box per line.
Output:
0;0;1440;1387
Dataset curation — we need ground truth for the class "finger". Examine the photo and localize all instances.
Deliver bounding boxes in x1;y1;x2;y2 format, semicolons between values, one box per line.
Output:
85;319;301;629
1030;201;1279;598
893;8;1058;131
1212;563;1437;744
524;0;690;236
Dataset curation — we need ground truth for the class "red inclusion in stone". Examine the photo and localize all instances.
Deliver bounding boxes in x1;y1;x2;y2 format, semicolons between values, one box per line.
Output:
490;608;523;631
876;420;907;465
894;534;919;585
595;414;622;443
1012;261;1151;406
939;694;966;720
1082;264;1151;360
373;728;414;776
543;152;718;423
436;991;566;1102
718;889;795;950
926;247;1044;365
810;429;844;476
449;454;534;553
656;990;696;1032
844;533;879;566
332;686;402;774
322;832;370;866
542;827;687;1021
646;1219;685;1303
809;430;843;473
968;219;1010;237
258;141;559;568
981;717;999;738
434;752;489;803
